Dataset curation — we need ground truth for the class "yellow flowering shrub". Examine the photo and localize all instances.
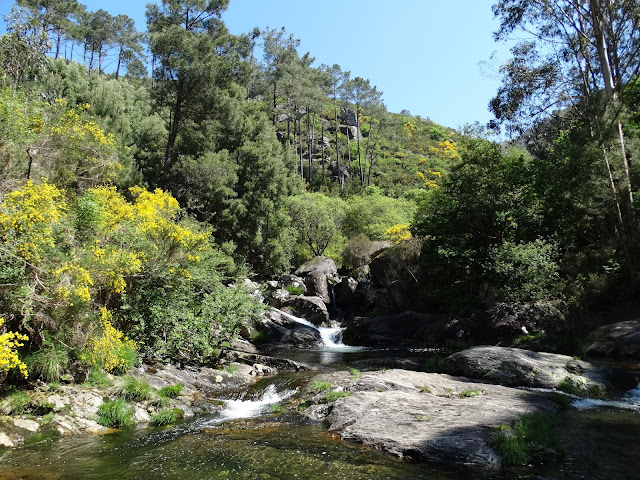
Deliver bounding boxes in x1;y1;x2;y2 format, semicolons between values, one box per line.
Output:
385;223;412;244
0;181;67;261
55;261;94;305
84;308;137;373
0;318;29;379
46;99;120;186
428;140;460;160
417;170;442;189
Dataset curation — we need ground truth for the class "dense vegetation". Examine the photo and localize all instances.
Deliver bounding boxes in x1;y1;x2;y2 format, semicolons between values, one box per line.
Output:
1;0;639;384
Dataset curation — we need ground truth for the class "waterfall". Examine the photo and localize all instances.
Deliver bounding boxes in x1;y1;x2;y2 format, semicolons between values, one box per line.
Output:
274;308;349;348
219;384;296;420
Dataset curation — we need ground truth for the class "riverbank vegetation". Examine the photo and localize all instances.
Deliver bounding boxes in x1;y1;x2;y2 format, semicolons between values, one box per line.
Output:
1;0;640;386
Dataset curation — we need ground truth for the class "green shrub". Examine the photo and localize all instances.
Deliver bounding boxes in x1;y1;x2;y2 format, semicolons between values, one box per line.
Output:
150;408;184;426
487;238;559;302
158;383;183;398
97;399;134;428
110;375;152;402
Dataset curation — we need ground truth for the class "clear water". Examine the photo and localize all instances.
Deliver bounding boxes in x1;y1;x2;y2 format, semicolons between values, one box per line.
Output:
1;327;638;479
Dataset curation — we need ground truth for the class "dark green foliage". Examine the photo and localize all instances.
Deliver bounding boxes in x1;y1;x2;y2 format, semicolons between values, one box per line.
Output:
97;399;134;428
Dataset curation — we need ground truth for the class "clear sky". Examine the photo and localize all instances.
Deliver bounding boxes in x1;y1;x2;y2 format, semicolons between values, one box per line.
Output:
0;0;511;130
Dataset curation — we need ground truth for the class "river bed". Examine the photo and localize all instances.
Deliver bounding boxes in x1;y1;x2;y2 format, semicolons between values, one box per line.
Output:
0;335;639;479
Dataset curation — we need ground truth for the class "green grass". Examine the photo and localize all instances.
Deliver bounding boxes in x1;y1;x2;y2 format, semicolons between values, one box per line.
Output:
148;393;171;409
25;345;70;383
85;367;112;387
511;332;545;347
558;377;582;395
349;368;361;379
311;381;332;392
150;408;184;426
271;403;282;413
458;389;483;398
111;375;153;402
1;390;32;415
490;412;557;466
97;399;134;428
284;285;304;296
322;391;351;403
158;383;183;398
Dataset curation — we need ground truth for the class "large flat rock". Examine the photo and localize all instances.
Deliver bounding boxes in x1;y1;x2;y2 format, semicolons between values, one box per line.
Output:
442;345;636;393
301;369;557;474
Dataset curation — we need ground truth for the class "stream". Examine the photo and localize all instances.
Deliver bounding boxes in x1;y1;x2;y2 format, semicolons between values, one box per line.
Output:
0;315;639;480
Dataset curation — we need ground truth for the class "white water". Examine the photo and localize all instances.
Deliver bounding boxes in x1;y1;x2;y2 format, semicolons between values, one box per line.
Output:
572;383;640;411
218;384;296;420
274;308;352;349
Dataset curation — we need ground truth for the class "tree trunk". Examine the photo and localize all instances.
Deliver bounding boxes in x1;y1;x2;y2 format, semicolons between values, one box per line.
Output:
164;81;184;171
321;121;325;179
334;97;342;188
355;107;363;185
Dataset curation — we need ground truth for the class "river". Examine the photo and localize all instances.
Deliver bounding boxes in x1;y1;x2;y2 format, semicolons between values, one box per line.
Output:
0;321;638;479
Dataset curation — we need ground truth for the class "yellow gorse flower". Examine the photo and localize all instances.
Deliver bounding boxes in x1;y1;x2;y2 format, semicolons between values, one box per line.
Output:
84;308;137;373
0;318;29;379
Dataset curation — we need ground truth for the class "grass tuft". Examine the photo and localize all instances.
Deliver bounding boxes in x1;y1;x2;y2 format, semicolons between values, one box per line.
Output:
158;383;183;398
97;399;133;428
110;375;152;402
150;408;184;426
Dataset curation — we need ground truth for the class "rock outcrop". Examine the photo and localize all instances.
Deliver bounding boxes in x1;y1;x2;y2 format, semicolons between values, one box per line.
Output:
587;320;640;359
441;346;637;393
295;256;338;280
300;369;557;474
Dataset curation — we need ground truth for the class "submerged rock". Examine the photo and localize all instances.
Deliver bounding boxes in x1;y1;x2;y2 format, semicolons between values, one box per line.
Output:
301;369;557;474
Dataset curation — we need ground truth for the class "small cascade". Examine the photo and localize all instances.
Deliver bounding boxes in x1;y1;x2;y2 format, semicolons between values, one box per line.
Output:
572;383;640;411
219;384;296;420
274;307;350;349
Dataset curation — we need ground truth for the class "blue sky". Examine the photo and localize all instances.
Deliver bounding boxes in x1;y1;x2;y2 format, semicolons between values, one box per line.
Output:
1;0;512;130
